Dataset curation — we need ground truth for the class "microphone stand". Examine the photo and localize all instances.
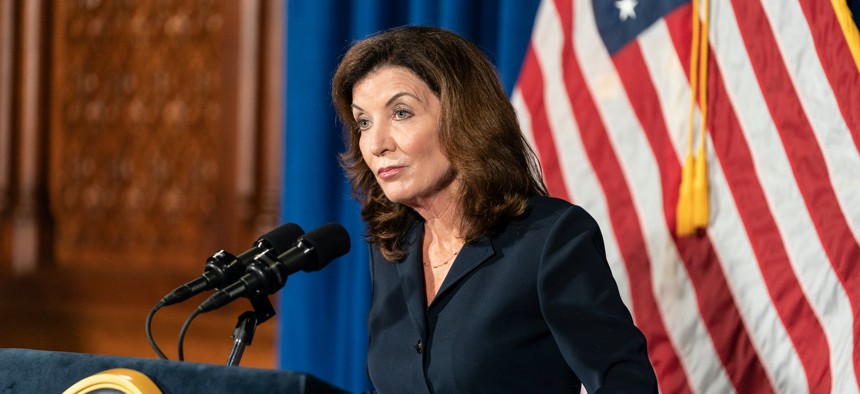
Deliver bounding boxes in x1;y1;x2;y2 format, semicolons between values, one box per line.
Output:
226;295;275;366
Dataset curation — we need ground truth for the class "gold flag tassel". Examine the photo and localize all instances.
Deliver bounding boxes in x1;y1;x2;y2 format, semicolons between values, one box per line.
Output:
677;0;710;236
692;0;710;231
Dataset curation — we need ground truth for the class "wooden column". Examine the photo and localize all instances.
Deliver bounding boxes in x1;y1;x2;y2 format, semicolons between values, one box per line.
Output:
9;0;52;275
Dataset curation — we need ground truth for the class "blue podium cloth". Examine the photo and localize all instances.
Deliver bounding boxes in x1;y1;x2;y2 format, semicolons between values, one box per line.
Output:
0;348;348;394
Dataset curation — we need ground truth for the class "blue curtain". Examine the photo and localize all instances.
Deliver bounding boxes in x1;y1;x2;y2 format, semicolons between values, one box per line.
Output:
279;1;541;392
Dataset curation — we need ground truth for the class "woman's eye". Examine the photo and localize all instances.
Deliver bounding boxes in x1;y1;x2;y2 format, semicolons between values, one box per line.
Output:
393;107;412;120
356;118;371;131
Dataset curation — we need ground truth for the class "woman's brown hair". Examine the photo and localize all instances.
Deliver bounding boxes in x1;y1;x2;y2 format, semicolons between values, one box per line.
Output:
332;26;547;261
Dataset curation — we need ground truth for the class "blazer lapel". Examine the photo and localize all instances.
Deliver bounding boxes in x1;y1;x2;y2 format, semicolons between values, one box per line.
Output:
395;223;428;337
395;225;496;318
429;236;495;309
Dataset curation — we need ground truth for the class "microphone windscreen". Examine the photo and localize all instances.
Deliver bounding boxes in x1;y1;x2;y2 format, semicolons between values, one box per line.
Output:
300;222;351;271
258;223;305;254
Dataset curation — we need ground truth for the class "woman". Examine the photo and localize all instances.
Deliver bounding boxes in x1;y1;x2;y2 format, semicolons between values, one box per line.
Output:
333;26;657;393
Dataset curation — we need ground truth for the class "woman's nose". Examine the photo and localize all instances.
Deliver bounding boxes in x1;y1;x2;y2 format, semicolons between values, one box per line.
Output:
367;123;394;156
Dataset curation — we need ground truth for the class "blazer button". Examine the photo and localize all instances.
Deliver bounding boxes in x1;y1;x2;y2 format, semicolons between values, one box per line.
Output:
415;339;423;353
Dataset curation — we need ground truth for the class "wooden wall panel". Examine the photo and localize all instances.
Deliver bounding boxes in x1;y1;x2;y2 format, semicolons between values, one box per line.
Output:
0;0;284;370
50;0;234;269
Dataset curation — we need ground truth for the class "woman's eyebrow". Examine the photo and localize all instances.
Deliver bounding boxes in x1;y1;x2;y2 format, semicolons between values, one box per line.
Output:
385;92;420;107
351;91;421;113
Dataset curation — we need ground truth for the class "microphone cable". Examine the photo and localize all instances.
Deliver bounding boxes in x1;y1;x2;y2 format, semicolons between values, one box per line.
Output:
146;301;169;360
177;308;202;361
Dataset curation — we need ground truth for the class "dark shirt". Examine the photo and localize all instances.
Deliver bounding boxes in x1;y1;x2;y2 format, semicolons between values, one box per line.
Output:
366;195;657;393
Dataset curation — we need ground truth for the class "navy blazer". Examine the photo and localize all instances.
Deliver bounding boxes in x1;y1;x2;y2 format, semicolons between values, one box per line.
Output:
366;196;657;393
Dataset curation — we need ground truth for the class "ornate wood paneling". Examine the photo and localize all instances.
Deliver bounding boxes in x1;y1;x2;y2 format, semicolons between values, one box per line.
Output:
0;0;284;369
51;0;233;269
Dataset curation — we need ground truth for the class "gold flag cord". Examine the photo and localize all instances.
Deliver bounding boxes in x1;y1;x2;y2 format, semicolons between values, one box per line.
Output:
677;0;710;237
830;0;860;73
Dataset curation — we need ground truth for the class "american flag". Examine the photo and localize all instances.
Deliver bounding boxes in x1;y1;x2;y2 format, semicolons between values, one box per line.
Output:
511;0;860;392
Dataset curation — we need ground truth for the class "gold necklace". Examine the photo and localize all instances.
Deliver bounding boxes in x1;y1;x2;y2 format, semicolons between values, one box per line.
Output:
422;246;461;269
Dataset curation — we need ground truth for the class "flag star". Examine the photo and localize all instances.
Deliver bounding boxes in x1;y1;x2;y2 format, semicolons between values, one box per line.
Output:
615;0;638;21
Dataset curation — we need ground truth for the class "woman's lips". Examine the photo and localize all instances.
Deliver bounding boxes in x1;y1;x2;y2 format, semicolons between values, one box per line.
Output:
377;166;404;180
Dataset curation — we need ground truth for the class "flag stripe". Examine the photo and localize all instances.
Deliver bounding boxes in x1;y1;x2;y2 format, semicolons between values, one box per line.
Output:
707;61;832;393
798;0;860;149
613;21;776;394
762;0;860;248
636;15;813;391
763;1;860;387
570;0;758;390
515;19;634;311
734;0;860;265
537;1;696;392
563;0;739;392
514;0;860;391
611;43;679;222
730;1;860;388
708;1;860;391
520;45;637;304
705;152;815;392
658;5;834;391
518;47;572;201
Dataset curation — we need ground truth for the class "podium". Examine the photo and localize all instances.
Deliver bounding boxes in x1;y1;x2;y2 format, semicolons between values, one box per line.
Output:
0;348;349;394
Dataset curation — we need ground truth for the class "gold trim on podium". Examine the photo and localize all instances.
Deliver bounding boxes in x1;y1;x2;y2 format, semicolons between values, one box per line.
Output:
63;368;162;394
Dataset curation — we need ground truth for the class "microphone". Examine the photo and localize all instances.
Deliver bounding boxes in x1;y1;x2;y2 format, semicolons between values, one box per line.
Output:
198;222;350;312
160;223;305;306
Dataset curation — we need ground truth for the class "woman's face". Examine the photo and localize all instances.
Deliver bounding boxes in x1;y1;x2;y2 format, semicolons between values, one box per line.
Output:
352;66;455;208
